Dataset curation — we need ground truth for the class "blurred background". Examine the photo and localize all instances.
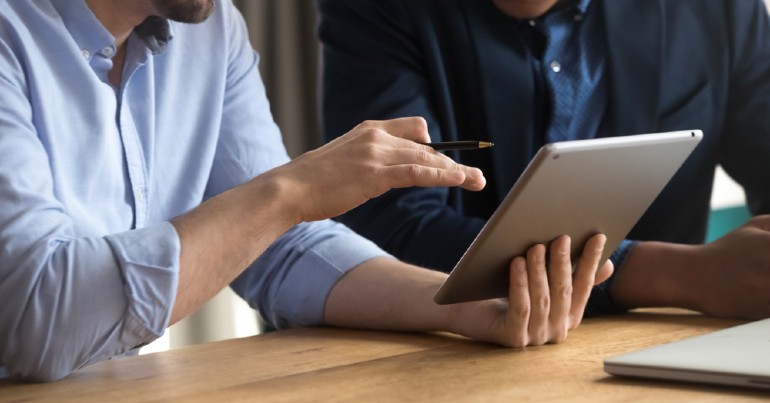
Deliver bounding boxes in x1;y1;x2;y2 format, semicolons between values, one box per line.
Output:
141;0;760;354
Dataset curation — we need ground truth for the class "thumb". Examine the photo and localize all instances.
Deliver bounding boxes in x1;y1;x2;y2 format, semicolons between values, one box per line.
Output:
380;116;431;143
594;259;614;285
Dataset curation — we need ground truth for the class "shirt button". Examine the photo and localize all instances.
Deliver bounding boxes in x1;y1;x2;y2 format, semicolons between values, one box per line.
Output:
81;49;91;59
101;46;115;57
550;61;562;73
574;13;583;22
135;188;144;201
528;20;536;27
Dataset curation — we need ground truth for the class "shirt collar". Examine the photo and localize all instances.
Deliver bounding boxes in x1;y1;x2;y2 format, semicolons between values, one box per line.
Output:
135;17;175;55
554;0;592;15
576;0;592;14
49;0;174;57
49;0;114;59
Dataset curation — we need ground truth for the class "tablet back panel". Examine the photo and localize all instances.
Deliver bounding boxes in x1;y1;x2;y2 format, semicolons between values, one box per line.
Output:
434;130;702;304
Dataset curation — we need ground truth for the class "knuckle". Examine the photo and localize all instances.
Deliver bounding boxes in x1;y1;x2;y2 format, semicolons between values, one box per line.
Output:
512;302;531;318
370;128;389;142
358;119;378;130
568;313;583;329
506;333;528;348
530;330;548;346
557;283;573;299
551;329;568;344
360;143;379;159
536;295;550;311
528;244;546;262
358;127;386;143
410;116;428;132
405;164;423;179
416;149;434;165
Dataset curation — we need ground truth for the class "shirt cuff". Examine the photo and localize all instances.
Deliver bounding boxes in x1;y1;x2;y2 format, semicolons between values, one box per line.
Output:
271;226;390;328
584;239;637;317
104;222;180;349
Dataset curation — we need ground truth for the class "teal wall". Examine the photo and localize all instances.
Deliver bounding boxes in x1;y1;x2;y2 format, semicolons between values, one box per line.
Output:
706;205;751;242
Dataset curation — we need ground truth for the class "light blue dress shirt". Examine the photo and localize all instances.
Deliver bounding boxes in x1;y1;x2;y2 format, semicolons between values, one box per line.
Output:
0;0;387;381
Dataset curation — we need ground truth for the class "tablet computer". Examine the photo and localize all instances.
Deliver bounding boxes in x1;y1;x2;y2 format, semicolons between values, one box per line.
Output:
434;130;703;304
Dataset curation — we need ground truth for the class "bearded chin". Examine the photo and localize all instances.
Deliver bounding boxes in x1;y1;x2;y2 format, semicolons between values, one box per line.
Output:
161;0;215;23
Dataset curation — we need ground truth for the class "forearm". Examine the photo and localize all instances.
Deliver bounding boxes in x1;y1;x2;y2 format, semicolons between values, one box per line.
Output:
170;170;299;324
324;257;454;332
609;241;699;310
325;235;612;348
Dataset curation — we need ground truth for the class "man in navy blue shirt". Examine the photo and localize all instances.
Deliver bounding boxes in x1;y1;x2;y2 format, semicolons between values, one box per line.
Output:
319;0;770;319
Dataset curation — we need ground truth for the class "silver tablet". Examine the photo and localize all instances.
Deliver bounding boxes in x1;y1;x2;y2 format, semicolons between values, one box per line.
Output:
434;130;703;304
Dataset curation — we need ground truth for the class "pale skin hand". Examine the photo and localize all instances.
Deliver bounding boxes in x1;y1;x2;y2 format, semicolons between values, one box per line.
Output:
272;117;485;223
325;234;613;347
170;117;485;324
85;0;489;326
612;215;770;320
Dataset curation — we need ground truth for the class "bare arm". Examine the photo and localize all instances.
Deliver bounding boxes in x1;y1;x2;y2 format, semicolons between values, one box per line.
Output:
169;117;485;323
611;215;770;320
326;234;613;347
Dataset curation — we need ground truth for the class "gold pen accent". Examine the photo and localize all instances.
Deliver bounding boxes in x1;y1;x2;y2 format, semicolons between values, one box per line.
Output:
421;141;494;151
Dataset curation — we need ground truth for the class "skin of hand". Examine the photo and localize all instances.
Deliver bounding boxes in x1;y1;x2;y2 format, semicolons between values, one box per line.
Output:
612;215;770;321
171;116;485;323
270;117;486;223
449;234;613;347
325;233;613;348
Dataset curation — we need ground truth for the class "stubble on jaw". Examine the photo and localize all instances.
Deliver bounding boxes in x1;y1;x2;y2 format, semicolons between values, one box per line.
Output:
155;0;215;23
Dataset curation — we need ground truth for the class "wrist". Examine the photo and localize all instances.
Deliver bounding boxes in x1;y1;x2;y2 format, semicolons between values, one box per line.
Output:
244;168;304;228
610;241;700;310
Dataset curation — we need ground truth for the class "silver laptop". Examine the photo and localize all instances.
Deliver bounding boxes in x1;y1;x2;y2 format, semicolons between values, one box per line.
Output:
604;318;770;390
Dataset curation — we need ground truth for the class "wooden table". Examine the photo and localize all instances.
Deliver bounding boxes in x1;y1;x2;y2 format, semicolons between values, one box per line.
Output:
1;309;767;402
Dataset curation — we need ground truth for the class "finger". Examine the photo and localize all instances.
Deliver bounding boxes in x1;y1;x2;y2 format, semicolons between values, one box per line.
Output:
746;214;770;231
507;257;531;347
568;234;607;328
526;243;549;345
595;259;614;284
381;149;484;191
379;164;466;189
547;235;572;343
377;116;432;143
350;124;487;191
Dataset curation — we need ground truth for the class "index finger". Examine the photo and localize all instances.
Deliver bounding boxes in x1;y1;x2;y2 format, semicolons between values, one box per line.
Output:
568;234;606;326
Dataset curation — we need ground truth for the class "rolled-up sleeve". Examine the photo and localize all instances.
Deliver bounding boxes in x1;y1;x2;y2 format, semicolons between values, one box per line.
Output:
0;183;181;382
212;3;391;329
231;220;390;329
0;40;179;382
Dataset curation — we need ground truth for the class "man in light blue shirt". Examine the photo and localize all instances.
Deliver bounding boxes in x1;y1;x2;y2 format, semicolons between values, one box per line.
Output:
0;0;612;381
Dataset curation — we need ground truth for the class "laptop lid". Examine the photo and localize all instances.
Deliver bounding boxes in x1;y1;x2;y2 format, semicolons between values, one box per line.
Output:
604;318;770;390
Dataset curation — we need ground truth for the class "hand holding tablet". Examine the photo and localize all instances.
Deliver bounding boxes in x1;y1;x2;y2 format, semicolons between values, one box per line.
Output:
435;130;703;304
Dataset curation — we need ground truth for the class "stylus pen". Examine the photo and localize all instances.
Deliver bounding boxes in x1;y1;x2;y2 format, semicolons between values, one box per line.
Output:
421;141;494;151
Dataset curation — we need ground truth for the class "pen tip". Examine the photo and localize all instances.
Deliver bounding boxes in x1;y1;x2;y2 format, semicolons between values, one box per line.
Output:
480;141;494;148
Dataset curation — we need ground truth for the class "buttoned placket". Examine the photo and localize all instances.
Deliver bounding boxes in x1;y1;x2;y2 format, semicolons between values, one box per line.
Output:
115;43;152;229
540;9;584;142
